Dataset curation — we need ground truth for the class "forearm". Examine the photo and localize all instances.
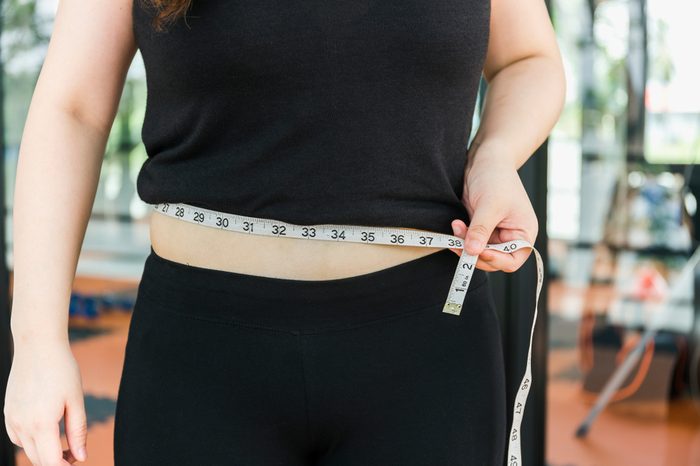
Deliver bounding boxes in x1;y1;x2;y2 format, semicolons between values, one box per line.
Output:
10;100;108;347
467;54;566;171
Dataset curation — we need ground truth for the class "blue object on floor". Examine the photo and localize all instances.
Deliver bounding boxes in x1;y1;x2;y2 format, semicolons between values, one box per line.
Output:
69;290;137;318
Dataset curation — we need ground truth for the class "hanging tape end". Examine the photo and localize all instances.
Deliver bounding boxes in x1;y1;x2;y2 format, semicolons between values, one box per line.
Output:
442;302;462;315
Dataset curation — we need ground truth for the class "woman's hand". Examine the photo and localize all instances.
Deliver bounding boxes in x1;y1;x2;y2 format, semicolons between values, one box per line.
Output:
4;338;88;465
449;150;539;273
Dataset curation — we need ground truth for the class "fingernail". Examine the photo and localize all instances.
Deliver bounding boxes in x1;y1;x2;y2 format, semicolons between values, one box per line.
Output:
78;446;87;461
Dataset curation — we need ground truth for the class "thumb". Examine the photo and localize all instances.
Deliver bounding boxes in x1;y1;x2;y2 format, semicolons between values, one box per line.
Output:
65;395;88;462
464;203;500;256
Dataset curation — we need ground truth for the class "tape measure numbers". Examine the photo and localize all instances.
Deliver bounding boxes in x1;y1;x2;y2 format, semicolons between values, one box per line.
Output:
151;202;543;466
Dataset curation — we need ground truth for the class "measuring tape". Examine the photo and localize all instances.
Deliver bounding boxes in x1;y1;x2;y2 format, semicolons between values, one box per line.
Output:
151;202;543;465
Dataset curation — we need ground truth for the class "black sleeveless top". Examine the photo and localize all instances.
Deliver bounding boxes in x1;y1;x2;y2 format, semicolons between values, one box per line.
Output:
132;0;490;235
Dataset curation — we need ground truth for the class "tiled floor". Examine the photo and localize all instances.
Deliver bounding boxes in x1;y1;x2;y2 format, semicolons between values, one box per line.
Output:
545;279;700;466
547;352;700;465
8;266;700;465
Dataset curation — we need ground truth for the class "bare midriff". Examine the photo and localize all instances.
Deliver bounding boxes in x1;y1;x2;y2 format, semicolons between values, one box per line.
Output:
149;209;446;280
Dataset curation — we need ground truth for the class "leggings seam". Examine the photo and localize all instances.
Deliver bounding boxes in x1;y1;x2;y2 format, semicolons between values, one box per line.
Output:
137;288;300;335
135;276;489;335
136;296;427;335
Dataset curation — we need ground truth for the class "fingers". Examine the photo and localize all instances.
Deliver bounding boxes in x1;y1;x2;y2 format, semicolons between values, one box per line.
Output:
5;420;21;448
4;345;88;466
451;219;535;273
34;421;72;465
474;255;503;272
6;415;77;465
480;247;532;272
463;199;502;256
449;220;467;256
479;229;534;272
63;447;79;464
17;431;40;465
64;394;88;462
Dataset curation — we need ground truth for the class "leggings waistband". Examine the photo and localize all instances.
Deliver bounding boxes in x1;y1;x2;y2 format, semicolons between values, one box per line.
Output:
138;245;489;332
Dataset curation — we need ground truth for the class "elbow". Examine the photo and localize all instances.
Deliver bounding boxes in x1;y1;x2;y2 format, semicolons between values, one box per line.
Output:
551;51;567;122
518;51;568;122
485;51;567;118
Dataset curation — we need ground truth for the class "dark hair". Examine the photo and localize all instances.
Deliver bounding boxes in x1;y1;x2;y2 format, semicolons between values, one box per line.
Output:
141;0;193;32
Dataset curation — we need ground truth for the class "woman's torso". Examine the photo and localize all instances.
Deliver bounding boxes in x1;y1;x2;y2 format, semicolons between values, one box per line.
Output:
134;0;491;277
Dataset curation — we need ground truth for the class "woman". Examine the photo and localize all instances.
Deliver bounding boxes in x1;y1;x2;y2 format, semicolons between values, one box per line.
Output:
5;0;565;464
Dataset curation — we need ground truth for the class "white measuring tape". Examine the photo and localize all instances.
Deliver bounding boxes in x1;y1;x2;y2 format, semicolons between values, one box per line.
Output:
151;202;543;465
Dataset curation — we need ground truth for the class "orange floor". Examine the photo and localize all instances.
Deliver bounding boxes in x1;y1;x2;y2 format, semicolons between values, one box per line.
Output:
9;272;700;466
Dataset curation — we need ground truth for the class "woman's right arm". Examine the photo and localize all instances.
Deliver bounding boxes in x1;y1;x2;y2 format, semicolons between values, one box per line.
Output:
5;0;137;464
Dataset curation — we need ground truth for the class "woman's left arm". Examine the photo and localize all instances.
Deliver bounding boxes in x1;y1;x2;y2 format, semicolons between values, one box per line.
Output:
450;0;566;273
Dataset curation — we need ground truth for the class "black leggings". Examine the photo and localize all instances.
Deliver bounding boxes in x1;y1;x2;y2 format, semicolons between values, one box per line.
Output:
113;246;507;466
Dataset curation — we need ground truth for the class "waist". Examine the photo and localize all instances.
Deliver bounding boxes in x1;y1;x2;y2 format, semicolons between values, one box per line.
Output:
149;209;446;280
